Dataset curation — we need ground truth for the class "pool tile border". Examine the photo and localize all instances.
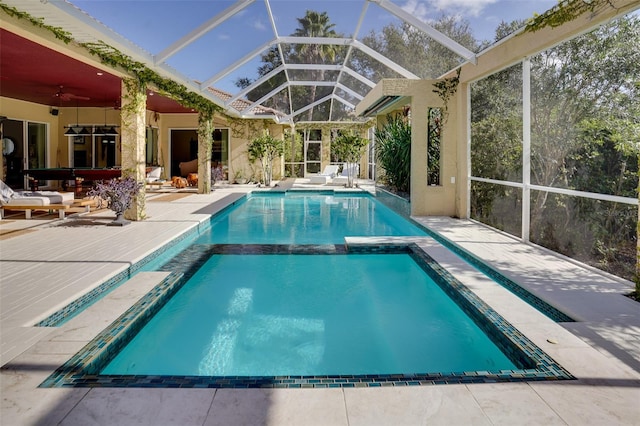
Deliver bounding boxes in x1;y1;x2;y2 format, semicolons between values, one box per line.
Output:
39;243;574;389
373;189;574;323
34;196;247;328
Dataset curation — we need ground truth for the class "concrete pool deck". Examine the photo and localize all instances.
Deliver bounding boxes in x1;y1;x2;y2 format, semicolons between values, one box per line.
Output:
1;183;639;425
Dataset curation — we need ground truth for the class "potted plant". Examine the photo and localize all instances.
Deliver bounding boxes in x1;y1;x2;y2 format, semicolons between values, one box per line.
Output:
211;165;225;186
87;177;143;226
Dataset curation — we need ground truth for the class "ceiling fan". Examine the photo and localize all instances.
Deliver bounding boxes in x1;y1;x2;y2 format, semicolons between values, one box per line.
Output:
54;85;90;101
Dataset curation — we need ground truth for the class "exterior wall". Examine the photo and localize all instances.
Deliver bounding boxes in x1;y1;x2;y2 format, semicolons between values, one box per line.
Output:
407;81;456;216
159;113;198;178
0;98;287;186
362;80;456;216
0;97;60;173
454;83;469;218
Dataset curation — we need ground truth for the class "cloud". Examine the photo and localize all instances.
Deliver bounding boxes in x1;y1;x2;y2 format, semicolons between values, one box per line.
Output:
402;0;498;19
401;0;429;21
252;20;267;31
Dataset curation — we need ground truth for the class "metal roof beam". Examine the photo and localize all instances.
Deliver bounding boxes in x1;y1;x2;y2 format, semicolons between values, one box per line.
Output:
243;81;289;113
226;65;285;106
288;95;333;120
370;0;477;64
342;67;376;88
277;36;353;46
200;39;277;89
286;64;344;71
288;94;355;121
332;0;370;114
155;0;256;63
352;40;419;79
335;83;364;101
332;95;356;110
288;81;335;87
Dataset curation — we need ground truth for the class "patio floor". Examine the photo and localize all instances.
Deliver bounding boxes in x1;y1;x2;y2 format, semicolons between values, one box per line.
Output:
1;181;638;425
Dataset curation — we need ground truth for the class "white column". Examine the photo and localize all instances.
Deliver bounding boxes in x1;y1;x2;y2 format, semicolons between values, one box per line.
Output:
522;58;531;242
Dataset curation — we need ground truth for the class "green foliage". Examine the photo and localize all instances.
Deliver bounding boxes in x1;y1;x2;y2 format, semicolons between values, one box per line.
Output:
0;4;73;43
432;68;461;120
374;114;412;194
82;42;222;116
248;132;284;186
331;131;367;164
524;0;609;33
472;14;640;282
427;108;443;185
284;130;304;162
358;17;479;80
0;5;222;116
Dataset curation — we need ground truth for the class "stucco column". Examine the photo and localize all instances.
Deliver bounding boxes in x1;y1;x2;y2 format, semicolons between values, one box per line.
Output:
322;129;331;169
120;77;146;221
410;95;429;216
197;112;213;194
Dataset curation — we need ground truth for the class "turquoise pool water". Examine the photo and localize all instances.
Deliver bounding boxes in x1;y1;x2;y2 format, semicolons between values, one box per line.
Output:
195;192;427;244
41;191;574;387
102;253;515;376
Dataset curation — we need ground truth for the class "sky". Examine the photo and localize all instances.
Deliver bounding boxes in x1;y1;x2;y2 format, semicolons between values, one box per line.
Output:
72;0;558;94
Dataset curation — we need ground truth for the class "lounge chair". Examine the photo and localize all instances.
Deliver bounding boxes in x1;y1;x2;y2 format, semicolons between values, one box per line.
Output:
309;165;340;184
145;167;163;183
145;167;167;190
331;163;358;186
0;180;74;219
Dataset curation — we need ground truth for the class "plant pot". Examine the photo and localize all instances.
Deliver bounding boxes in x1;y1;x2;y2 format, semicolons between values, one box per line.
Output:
107;212;131;226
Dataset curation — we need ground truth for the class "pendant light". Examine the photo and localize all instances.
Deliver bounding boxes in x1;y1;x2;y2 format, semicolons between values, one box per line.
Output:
95;98;119;136
64;101;92;136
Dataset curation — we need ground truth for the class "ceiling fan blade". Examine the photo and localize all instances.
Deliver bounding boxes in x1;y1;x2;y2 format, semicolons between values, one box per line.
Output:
53;85;90;101
67;94;91;101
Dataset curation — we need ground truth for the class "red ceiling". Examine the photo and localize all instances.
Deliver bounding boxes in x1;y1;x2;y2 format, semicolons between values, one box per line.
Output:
0;29;194;113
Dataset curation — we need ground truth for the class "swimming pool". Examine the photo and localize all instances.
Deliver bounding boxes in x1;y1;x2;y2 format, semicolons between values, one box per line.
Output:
40;190;573;387
197;191;427;244
102;253;515;376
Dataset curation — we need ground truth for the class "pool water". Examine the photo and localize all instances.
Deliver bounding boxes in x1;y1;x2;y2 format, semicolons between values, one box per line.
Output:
195;192;426;244
102;253;515;376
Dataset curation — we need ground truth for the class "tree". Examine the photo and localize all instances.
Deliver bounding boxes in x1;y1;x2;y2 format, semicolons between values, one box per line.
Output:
470;15;640;281
247;131;284;187
356;16;479;81
374;114;412;194
331;130;368;188
236;10;345;122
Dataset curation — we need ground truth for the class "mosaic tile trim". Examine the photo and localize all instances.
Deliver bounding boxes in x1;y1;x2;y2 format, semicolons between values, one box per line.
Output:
40;244;574;389
408;246;572;376
35;212;218;328
374;187;411;219
412;229;575;323
40;272;185;387
251;189;368;197
372;190;573;323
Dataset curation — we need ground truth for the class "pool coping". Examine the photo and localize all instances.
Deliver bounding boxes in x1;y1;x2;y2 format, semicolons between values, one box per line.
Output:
39;243;574;389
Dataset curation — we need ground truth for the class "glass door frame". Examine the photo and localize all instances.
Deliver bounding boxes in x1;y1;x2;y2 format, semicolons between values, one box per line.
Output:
303;129;322;177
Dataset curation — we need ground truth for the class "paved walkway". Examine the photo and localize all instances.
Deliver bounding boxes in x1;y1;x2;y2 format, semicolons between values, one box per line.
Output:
1;183;638;425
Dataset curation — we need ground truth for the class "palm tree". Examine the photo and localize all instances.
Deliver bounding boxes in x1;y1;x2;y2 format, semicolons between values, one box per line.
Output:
293;11;340;121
